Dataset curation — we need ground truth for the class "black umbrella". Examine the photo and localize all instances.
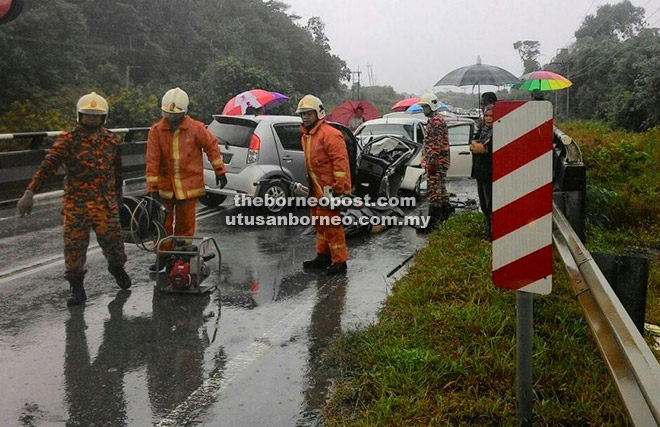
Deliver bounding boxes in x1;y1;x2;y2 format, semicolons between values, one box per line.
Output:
434;56;520;87
434;56;520;111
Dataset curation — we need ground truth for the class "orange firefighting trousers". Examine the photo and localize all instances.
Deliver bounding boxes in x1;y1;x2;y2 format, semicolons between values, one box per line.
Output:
161;198;197;251
311;206;348;263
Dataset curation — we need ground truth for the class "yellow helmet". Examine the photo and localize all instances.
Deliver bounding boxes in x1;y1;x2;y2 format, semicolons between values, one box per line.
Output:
161;87;189;114
76;92;108;116
417;93;440;111
296;94;326;119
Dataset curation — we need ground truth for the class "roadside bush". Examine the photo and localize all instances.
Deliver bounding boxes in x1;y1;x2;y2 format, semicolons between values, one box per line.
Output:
560;120;660;241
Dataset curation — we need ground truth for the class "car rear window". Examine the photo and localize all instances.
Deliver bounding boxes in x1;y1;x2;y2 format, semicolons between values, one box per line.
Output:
357;124;414;141
274;124;303;151
208;117;257;148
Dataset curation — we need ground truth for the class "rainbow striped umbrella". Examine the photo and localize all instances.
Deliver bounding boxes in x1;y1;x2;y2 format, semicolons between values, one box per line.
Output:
516;70;572;92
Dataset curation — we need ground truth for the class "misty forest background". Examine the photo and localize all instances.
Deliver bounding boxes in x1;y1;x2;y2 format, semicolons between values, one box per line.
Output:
1;0;659;135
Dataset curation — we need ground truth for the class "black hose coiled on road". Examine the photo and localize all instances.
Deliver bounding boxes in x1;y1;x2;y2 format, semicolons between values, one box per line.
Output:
120;195;167;252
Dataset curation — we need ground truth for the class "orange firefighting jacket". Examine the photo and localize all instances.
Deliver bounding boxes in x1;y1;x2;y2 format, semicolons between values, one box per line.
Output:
146;116;226;200
300;119;351;198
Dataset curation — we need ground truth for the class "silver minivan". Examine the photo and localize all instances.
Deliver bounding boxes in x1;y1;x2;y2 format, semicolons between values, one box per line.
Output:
202;115;358;212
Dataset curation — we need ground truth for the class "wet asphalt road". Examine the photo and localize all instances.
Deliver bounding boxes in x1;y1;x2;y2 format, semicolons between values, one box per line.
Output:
0;178;477;426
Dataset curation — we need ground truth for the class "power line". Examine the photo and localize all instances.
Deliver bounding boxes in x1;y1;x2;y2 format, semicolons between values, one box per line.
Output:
555;0;659;79
645;3;660;22
557;0;648;52
584;0;601;18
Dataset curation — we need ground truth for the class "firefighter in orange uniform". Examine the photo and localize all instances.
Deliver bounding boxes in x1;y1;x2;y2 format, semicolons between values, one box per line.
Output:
297;95;351;275
145;87;227;271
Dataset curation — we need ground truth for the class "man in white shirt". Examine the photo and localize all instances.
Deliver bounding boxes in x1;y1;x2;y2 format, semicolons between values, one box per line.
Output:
347;106;365;132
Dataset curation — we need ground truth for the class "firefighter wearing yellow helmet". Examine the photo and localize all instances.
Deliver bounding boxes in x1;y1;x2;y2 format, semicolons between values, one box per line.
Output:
297;94;352;275
17;91;131;306
417;93;452;228
145;87;227;271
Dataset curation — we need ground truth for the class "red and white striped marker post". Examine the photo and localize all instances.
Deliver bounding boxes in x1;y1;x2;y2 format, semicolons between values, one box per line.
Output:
492;100;554;426
492;100;553;294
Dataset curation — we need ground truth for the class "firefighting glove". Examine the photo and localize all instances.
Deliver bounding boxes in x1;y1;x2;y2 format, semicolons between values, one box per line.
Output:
216;174;228;189
17;190;34;217
427;163;437;175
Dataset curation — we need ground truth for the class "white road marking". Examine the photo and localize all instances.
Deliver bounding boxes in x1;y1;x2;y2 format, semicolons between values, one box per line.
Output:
0;246;102;284
156;287;318;427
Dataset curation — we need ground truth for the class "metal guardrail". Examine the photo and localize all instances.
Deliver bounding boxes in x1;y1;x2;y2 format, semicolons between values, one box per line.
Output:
0;127;150;148
553;203;660;425
0;128;150;203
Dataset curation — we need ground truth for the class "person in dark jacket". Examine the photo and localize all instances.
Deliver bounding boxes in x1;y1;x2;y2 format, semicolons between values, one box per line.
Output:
470;104;494;240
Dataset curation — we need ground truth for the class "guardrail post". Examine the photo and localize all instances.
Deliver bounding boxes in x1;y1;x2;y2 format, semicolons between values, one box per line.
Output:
592;253;650;334
553;191;585;242
29;135;44;150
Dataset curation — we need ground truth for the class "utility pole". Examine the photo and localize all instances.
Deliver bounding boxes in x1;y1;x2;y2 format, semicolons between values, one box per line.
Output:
550;48;570;119
565;63;570;119
367;64;374;86
351;67;362;99
125;65;141;88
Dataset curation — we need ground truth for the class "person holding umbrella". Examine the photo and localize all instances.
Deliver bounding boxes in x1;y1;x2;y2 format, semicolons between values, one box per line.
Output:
470;104;494;240
347;106;365;132
417;93;453;227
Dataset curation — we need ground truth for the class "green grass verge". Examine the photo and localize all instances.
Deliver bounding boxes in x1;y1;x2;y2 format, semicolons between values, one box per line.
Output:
322;121;659;425
323;214;629;426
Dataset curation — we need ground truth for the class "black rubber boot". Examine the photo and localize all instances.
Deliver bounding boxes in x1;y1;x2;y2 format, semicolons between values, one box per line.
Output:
439;204;452;223
108;265;132;290
67;276;87;307
326;262;347;275
303;253;332;270
428;205;442;228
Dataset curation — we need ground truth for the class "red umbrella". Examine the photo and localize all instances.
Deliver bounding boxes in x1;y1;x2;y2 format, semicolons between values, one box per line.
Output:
391;97;419;112
327;100;379;126
221;89;289;115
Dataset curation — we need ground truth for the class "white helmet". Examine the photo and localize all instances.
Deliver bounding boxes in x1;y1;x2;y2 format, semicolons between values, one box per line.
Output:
296;94;326;119
76;92;108;124
161;87;189;114
417;93;441;112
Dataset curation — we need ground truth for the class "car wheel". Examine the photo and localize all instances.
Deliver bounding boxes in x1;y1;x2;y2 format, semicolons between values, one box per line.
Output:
259;181;289;213
199;193;227;208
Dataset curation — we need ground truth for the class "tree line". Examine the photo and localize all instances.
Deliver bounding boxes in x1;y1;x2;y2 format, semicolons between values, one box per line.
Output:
0;0;347;132
514;0;660;131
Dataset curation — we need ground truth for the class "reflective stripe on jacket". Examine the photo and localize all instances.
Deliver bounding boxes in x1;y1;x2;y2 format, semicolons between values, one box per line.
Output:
145;116;226;200
300;120;351;198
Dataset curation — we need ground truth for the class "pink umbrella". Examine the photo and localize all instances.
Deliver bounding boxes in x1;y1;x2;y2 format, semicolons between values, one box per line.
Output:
391;97;419;112
221;89;289;115
326;100;379;126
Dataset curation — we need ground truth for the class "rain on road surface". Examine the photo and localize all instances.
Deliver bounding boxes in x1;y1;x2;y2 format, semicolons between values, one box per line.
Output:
0;178;476;426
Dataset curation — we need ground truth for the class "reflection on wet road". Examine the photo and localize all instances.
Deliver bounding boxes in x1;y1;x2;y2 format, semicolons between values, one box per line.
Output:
0;178;476;426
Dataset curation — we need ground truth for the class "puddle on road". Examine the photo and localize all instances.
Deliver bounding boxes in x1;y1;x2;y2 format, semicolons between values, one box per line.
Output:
0;177;478;426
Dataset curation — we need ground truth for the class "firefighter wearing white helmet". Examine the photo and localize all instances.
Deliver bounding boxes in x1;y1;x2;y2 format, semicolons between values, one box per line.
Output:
76;91;109;124
17;91;131;306
297;94;351;275
296;94;326;119
417;93;452;228
145;87;227;272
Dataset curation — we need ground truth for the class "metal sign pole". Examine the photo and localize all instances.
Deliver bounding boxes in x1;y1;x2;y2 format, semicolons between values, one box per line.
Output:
516;291;533;426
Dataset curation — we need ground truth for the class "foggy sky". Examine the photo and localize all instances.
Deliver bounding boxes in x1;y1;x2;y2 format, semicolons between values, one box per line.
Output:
283;0;656;94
